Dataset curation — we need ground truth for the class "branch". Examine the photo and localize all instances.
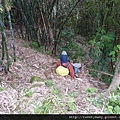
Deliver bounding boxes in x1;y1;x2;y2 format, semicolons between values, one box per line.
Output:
85;67;113;77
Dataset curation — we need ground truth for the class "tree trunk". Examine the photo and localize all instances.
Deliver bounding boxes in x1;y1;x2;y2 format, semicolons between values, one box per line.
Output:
106;51;120;94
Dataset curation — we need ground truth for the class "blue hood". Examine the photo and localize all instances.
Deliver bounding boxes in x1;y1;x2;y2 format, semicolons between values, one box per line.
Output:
60;55;69;63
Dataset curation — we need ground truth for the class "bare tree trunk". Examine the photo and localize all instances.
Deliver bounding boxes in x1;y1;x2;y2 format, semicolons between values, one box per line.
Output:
106;51;120;94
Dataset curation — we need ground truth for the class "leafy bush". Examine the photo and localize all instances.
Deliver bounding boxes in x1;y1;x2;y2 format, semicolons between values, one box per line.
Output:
89;27;115;83
30;42;39;49
31;91;76;113
110;44;120;63
105;87;120;114
86;86;120;114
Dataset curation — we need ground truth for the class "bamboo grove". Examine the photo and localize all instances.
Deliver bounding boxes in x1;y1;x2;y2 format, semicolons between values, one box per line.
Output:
0;0;16;73
0;0;120;76
11;0;82;54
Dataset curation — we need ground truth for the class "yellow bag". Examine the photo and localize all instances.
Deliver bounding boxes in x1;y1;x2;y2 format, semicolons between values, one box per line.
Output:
56;66;69;76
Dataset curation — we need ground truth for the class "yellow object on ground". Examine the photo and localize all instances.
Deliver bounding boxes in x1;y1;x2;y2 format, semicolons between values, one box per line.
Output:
56;66;69;76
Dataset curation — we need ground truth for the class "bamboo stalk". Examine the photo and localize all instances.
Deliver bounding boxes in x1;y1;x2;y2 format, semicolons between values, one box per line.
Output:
37;0;49;50
7;11;16;62
0;7;5;61
0;3;10;73
17;0;31;39
1;22;10;73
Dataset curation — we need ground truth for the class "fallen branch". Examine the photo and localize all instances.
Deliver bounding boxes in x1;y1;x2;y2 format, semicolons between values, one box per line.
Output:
85;67;113;77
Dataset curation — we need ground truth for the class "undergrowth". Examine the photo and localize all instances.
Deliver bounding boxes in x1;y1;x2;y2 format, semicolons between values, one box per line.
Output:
17;77;77;114
89;27;115;84
86;86;120;114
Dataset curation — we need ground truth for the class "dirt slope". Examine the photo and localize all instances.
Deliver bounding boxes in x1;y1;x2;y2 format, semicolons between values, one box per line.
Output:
0;30;107;114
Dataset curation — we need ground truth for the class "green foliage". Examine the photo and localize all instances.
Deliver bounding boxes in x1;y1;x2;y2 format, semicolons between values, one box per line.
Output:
50;86;59;94
30;42;39;49
89;27;115;83
89;27;115;60
86;87;97;95
31;92;76;113
38;46;45;53
0;4;4;13
117;45;120;50
110;44;120;62
24;88;33;97
86;90;104;109
86;88;104;108
68;101;76;111
0;87;3;91
20;110;26;114
32;96;61;114
105;89;120;114
11;83;17;89
42;98;54;113
86;97;92;103
33;102;42;114
30;76;43;83
69;92;78;98
84;87;120;114
45;80;53;87
86;92;120;113
22;42;29;48
93;96;103;108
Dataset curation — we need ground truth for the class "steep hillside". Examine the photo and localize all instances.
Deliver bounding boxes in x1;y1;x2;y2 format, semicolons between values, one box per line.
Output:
0;30;107;114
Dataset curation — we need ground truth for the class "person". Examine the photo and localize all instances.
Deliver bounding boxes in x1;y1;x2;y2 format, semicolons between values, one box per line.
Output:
56;51;75;78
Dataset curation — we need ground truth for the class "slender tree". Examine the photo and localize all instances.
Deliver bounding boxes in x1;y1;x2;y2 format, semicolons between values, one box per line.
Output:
0;2;10;73
4;0;16;62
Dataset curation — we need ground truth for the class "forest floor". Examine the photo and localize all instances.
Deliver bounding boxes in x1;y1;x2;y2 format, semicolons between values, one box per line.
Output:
0;30;108;114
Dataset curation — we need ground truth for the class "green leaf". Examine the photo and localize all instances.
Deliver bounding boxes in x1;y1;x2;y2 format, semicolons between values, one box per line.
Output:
114;106;120;114
24;88;33;97
50;86;59;94
0;5;4;13
107;105;113;109
0;87;3;91
114;46;118;51
109;51;115;56
112;57;116;62
25;91;33;97
68;102;76;111
30;76;43;83
87;97;92;102
86;87;97;94
117;45;120;50
45;80;53;87
69;92;78;98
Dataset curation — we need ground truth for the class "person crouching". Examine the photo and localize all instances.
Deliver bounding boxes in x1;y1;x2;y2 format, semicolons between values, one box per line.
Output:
56;51;75;79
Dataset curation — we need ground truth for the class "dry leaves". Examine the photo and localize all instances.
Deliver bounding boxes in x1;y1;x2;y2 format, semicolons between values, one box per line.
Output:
0;30;107;114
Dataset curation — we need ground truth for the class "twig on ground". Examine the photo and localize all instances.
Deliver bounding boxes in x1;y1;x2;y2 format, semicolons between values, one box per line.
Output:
85;67;113;77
